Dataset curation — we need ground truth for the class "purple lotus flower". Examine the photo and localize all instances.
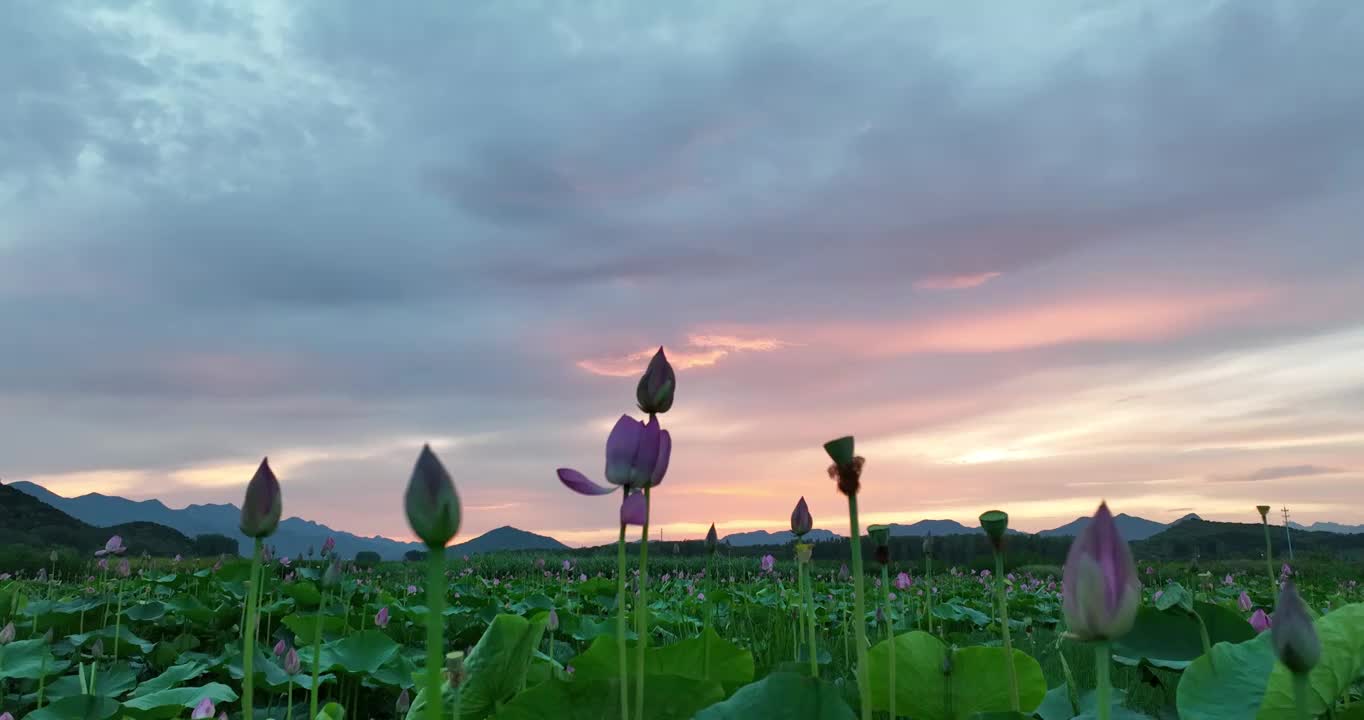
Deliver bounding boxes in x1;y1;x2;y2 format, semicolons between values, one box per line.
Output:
191;698;215;719
790;497;813;537
1223;574;1234;586
1;712;13;720
1271;581;1320;674
375;607;390;628
558;414;671;524
760;555;776;573
1238;591;1253;612
239;458;282;538
1250;608;1272;632
284;647;301;675
95;535;126;557
1062;502;1141;641
895;572;912;590
1145;566;1155;576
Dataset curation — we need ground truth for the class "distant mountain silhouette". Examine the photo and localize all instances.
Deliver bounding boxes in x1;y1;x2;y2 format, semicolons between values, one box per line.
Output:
9;482;566;559
0;481;195;556
723;529;842;546
1038;513;1169;540
1289;521;1364;534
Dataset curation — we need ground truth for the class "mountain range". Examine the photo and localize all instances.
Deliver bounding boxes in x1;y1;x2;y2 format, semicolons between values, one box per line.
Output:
6;481;567;560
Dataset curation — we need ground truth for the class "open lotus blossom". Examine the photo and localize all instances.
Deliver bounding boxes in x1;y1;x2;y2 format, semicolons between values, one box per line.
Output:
558;414;671;524
375;607;390;628
95;535;126;556
1250;608;1272;632
190;697;215;719
1062;502;1141;642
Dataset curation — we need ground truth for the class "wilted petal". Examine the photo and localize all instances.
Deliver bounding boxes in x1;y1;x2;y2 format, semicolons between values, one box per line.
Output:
605;415;643;486
557;468;616;496
620;492;648;526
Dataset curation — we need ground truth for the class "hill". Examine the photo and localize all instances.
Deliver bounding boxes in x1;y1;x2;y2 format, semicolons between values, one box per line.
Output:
0;481;195;557
1135;517;1364;561
447;526;570;555
723;529;841;546
1289;521;1364;534
1039;513;1169;540
10;480;426;560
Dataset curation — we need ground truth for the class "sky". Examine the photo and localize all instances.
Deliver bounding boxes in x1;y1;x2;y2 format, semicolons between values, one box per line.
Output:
3;0;1364;547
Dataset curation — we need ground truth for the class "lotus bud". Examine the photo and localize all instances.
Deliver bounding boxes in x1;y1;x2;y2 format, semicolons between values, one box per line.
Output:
91;638;104;659
823;436;863;496
791;497;813;537
1061;502;1141;642
1238;591;1253;612
1;712;14;720
49;550;58;563
1271;581;1320;674
191;698;215;719
321;537;335;557
795;543;813;564
979;510;1009;552
0;622;14;644
636;346;676;415
705;524;718;555
923;533;934;556
322;559;341;589
284;647;301;675
868;524;891;566
117;558;130;578
374;607;390;628
1250;608;1272;633
404;445;462;550
1257;505;1271;521
547;609;560;631
620;491;648;527
239;458;282;538
838;563;850;581
273;639;287;657
42;628;53;643
395;688;411;714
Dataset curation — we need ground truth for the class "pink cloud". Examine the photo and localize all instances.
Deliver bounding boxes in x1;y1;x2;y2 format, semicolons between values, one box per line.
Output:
914;272;1002;290
577;333;791;377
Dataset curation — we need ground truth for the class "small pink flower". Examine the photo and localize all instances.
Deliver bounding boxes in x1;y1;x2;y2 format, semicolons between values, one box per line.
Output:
95;535;126;557
697;592;705;601
375;607;390;628
894;572;912;590
579;573;587;582
190;697;215;719
406;585;418;596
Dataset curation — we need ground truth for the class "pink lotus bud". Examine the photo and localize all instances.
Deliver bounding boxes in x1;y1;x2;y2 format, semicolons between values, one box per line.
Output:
1271;581;1320;674
284;647;301;675
190;698;215;719
1238;591;1253;612
547;609;560;631
706;524;718;555
0;622;14;644
790;497;813;537
375;607;390;628
1250;608;1272;632
239;458;282;538
95;535;126;557
395;688;411;714
273;639;287;657
322;537;336;556
1062;502;1140;641
636;346;676;415
117;559;130;578
404;445;462;550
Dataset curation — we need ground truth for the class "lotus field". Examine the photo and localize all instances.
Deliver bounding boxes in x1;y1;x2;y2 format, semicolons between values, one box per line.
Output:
1;348;1361;719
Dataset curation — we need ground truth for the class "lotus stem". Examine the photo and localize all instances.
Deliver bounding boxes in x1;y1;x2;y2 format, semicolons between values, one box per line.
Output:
1292;671;1311;720
635;486;651;720
286;676;294;720
1095;642;1111;720
309;588;326;719
847;494;872;720
243;538;262;719
995;552;1019;711
881;564;896;719
616;522;630;720
111;578;124;664
424;549;446;720
801;559;818;678
925;554;933;635
1262;517;1276;594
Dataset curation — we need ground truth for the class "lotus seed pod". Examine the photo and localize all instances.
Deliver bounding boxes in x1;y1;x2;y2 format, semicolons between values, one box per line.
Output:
979;510;1009;551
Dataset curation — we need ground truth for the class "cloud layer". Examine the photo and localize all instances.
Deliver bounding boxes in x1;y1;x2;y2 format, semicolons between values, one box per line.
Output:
3;0;1364;545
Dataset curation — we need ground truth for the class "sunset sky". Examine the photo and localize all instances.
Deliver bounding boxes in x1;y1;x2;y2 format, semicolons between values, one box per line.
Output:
3;1;1363;546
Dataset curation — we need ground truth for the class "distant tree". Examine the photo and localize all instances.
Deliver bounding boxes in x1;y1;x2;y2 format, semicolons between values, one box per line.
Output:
355;551;382;567
193;533;240;557
404;549;427;562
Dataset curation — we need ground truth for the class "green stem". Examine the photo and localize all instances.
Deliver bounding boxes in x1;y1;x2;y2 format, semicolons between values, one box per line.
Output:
112;579;124;664
286;676;294;720
802;559;818;678
635;487;651;720
1263;519;1276;595
703;553;713;681
996;553;1019;711
847;494;872;720
1095;642;1112;720
1292;671;1312;720
309;588;327;719
425;550;446;720
881;564;896;719
243;538;262;719
925;554;933;636
616;523;630;720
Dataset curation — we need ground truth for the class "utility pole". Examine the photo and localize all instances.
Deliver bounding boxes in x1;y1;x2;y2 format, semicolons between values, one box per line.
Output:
1282;506;1295;562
